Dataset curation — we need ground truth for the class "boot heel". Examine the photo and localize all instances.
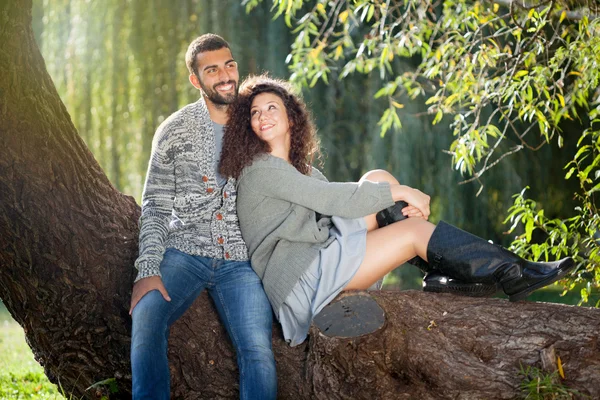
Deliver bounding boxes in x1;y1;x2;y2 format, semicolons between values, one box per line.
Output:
423;273;498;297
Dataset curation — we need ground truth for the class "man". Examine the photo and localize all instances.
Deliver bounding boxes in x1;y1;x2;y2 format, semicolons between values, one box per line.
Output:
129;34;277;400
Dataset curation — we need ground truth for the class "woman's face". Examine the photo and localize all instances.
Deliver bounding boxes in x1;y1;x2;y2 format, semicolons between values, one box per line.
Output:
250;92;291;146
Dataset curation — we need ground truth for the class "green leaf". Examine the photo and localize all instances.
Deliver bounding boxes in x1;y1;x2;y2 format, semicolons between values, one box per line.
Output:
391;107;402;130
425;95;442;105
514;70;529;79
586;182;600;196
87;378;119;394
565;167;576;180
525;218;534;242
360;4;370;22
574;145;591;161
367;4;375;22
560;10;567;23
433;109;443;125
380;46;389;67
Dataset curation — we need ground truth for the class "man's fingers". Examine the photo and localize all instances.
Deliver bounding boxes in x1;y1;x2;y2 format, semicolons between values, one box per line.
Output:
129;294;140;315
129;277;170;316
158;286;171;302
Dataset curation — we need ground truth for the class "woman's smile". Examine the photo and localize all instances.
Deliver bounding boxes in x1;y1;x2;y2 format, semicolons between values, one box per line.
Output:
259;123;274;132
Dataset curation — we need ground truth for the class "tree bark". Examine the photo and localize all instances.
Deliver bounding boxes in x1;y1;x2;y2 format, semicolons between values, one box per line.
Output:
1;1;599;399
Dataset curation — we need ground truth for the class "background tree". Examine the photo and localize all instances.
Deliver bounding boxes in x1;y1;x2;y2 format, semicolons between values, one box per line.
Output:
242;0;600;305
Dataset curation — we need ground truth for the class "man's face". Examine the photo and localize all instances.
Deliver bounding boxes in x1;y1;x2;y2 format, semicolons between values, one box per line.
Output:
194;48;239;105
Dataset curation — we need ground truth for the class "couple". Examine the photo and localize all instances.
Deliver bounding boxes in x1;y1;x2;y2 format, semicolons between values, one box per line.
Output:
129;34;574;399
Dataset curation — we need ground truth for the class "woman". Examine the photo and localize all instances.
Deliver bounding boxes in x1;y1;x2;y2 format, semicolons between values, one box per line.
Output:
219;75;574;347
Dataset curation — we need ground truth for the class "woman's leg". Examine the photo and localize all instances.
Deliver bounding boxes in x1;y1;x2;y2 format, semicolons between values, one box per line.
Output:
358;169;400;232
345;218;575;301
347;172;575;297
424;221;574;301
358;169;410;291
354;170;498;296
345;218;435;290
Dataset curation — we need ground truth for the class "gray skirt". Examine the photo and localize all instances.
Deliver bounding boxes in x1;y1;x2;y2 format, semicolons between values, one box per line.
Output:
278;216;368;346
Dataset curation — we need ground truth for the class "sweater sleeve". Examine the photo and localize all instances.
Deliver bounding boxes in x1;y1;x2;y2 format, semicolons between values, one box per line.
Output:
310;166;329;182
240;163;394;219
133;124;176;282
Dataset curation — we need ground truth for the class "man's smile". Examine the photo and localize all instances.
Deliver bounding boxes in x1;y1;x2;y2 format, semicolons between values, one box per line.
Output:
216;82;235;92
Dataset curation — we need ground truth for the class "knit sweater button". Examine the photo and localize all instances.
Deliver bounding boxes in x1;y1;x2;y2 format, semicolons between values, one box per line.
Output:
206;187;213;193
202;176;208;182
225;252;230;259
216;213;223;220
223;192;228;198
217;237;224;244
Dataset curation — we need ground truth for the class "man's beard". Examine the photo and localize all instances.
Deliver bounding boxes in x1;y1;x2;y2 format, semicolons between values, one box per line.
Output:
200;79;238;105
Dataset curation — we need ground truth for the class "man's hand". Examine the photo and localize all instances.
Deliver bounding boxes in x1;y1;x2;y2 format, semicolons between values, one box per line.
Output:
129;276;171;315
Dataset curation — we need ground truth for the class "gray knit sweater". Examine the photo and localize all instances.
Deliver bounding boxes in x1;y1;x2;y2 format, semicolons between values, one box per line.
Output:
236;154;394;311
134;98;248;282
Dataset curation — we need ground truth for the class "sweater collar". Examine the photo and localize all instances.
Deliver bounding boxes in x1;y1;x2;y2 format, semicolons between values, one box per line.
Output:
181;97;217;168
183;97;213;132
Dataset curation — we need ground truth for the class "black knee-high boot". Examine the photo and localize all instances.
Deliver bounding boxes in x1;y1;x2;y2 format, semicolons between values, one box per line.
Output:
427;221;575;301
376;202;497;297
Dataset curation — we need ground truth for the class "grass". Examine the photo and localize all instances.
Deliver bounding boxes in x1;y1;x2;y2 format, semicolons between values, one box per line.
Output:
519;364;589;399
0;304;65;399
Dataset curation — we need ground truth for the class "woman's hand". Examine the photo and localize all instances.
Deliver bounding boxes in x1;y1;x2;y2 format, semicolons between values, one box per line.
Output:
403;188;430;220
391;184;431;220
402;204;426;220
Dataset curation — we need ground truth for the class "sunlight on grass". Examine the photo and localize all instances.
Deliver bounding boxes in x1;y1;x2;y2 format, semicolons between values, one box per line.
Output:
0;307;65;399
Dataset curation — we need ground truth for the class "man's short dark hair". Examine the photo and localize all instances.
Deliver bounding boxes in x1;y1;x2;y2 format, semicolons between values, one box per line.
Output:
185;34;231;77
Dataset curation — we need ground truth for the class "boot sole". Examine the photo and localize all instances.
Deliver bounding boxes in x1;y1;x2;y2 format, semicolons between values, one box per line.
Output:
424;281;498;297
507;258;575;302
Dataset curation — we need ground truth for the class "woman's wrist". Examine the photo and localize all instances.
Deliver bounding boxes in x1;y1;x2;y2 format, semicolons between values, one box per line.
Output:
390;184;410;202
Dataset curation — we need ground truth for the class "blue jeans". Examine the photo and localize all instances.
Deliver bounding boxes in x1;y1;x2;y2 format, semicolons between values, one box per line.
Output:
131;248;277;400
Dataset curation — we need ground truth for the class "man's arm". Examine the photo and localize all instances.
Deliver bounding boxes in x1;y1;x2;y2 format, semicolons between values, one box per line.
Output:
130;124;176;313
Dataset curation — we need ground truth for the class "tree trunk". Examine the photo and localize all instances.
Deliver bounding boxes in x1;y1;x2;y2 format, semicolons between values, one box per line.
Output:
1;1;599;399
0;0;139;396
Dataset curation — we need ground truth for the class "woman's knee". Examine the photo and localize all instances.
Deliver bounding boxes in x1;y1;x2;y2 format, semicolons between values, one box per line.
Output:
359;169;399;185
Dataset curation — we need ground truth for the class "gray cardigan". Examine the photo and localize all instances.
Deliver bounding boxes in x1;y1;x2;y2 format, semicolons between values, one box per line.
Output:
134;98;248;282
236;154;394;311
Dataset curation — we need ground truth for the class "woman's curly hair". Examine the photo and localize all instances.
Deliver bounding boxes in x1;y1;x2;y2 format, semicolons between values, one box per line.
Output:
219;74;321;179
